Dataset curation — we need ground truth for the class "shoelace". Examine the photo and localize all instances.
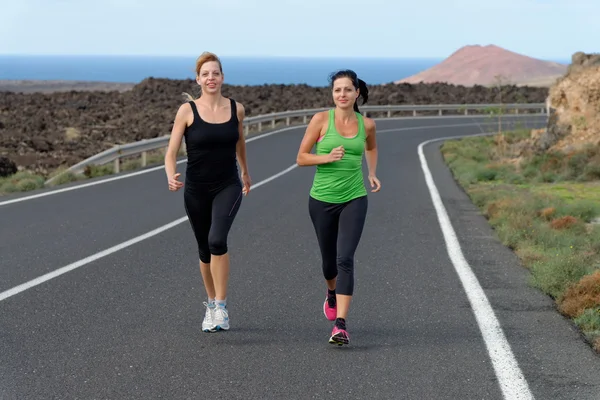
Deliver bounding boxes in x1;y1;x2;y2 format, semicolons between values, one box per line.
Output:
203;302;214;319
335;319;346;330
214;307;228;321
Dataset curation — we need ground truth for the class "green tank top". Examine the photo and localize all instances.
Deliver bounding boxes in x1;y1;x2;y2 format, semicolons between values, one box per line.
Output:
309;109;368;203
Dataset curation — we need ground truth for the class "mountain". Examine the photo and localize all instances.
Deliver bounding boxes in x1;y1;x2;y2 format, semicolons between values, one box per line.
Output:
396;44;568;86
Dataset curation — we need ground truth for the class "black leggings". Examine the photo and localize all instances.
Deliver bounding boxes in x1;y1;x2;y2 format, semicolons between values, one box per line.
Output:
184;179;243;263
308;195;368;296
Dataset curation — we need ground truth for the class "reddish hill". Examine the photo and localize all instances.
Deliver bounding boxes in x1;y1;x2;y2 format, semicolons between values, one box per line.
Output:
397;44;568;86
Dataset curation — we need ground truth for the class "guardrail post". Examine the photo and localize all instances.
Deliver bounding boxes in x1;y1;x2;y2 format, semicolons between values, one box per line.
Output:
464;109;468;115
271;119;275;129
303;116;307;124
244;125;249;136
141;151;147;167
258;122;262;131
413;110;417;117
286;117;290;126
439;109;442;116
114;157;120;174
387;110;391;118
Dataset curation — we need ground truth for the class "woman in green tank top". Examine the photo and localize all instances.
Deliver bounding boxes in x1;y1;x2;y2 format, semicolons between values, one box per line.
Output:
296;69;381;346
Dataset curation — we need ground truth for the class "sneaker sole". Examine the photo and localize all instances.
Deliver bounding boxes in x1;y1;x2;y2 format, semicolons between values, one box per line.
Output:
328;333;349;346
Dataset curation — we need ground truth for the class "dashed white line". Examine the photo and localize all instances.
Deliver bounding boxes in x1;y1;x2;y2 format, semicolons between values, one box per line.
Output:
0;116;543;308
0;164;298;302
0;114;544;207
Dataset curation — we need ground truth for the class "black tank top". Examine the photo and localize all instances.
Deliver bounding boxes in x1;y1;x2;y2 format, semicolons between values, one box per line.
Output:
184;98;240;186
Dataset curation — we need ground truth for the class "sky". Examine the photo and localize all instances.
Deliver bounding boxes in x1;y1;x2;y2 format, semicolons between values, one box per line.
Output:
0;0;597;61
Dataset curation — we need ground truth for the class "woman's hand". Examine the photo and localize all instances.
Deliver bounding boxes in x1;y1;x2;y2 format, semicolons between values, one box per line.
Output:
242;172;252;195
328;145;344;162
168;173;184;191
368;175;381;192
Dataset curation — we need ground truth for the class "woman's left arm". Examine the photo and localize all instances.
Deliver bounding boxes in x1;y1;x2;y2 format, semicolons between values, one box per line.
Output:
236;102;251;195
364;117;381;192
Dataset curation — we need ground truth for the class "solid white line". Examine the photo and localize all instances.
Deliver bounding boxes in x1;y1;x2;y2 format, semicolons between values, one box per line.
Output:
417;136;534;400
0;114;545;207
0;163;298;302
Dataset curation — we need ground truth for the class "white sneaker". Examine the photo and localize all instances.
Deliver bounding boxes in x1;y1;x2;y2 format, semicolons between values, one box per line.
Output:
202;302;216;333
213;305;230;331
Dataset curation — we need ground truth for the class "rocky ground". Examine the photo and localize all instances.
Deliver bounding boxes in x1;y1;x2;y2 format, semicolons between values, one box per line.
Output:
0;80;136;94
543;52;600;152
0;78;549;177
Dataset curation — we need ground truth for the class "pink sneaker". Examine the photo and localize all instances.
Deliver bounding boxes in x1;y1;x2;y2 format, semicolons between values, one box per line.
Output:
323;294;336;321
329;326;350;346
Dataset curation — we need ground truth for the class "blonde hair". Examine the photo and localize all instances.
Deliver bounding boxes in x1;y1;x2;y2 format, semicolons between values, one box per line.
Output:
182;52;224;101
195;51;223;76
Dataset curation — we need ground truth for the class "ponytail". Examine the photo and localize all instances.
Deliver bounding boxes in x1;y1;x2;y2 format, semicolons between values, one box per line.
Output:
354;78;369;113
329;69;369;113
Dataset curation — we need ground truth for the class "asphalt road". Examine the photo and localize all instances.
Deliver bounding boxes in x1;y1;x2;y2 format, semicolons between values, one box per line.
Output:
1;115;599;399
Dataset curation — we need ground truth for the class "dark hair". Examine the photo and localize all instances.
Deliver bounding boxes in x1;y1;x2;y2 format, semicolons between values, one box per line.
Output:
329;69;369;113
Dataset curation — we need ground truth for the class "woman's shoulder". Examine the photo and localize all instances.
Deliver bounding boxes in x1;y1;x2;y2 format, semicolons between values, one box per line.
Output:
312;110;330;123
230;98;245;121
361;114;376;131
175;100;195;118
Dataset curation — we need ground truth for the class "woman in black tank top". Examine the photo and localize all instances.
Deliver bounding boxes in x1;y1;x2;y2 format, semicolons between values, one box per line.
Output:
164;52;251;333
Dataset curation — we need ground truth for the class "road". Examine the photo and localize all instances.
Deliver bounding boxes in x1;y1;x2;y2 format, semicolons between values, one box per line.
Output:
1;115;599;399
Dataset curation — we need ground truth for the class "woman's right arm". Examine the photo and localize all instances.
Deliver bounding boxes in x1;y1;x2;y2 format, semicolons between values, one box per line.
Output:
164;103;189;190
296;112;343;166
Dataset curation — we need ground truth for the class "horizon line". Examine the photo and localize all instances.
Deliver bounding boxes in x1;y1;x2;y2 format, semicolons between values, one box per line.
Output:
0;53;573;62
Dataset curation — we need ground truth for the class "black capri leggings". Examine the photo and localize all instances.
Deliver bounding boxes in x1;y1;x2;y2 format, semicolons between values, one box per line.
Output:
184;179;243;263
308;195;368;296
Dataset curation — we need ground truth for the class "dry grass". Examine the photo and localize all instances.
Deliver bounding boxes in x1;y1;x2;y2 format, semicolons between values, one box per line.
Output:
539;207;556;220
442;130;600;353
559;271;600;318
550;216;580;230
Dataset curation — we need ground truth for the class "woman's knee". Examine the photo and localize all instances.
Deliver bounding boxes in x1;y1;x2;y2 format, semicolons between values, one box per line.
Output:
337;255;354;273
208;232;228;256
199;249;211;263
322;260;338;280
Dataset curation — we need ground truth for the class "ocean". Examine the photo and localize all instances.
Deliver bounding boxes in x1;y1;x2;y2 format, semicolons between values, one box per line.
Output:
0;55;444;87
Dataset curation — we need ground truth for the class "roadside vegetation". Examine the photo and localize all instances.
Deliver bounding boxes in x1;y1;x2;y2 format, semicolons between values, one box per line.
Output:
441;127;600;353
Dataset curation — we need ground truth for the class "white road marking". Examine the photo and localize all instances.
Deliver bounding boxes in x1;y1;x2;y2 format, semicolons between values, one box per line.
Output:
0;163;298;302
418;135;534;400
0;125;302;207
0;117;543;302
0;159;185;207
0;114;544;207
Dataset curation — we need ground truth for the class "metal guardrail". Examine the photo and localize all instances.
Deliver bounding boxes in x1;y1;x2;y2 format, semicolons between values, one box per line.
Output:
44;102;547;185
242;103;546;133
